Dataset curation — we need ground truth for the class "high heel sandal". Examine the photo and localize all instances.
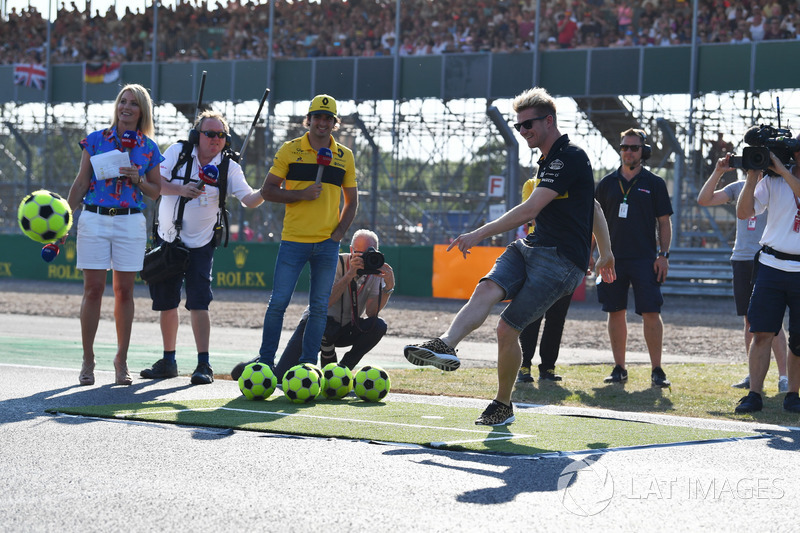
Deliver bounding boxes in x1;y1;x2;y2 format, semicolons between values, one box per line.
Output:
114;361;132;386
79;361;95;386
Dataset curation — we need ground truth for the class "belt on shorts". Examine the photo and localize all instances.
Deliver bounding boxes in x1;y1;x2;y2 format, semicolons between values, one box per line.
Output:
84;205;141;216
761;245;800;262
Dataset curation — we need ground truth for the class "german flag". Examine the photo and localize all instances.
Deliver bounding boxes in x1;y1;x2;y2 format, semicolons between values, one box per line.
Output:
84;62;121;84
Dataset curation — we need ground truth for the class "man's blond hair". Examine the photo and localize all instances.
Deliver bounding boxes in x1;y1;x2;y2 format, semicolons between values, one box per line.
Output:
512;87;557;125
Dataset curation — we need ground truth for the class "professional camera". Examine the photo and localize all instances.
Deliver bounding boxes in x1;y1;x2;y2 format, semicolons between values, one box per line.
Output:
357;247;385;276
729;124;800;174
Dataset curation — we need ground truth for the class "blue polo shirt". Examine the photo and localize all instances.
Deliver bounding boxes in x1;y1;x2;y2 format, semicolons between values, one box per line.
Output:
79;127;164;210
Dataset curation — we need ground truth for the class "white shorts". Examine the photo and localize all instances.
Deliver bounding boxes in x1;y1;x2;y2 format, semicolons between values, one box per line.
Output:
75;209;147;272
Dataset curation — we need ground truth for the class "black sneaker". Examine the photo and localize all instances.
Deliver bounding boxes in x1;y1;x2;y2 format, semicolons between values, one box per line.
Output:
475;400;515;426
735;391;763;414
784;392;800;413
140;358;178;379
603;364;628;384
516;366;534;383
651;367;671;388
231;356;259;381
539;368;563;382
320;351;338;368
191;362;214;385
403;338;461;371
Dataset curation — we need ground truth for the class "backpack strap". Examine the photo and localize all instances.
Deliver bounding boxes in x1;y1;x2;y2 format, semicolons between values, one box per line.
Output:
171;140;194;236
215;150;233;247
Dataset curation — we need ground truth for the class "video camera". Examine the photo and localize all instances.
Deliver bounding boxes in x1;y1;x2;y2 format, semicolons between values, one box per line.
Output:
357;247;385;276
730;124;800;175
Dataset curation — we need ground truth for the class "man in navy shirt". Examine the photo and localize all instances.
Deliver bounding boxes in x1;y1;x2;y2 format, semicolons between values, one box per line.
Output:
595;128;674;388
404;87;616;426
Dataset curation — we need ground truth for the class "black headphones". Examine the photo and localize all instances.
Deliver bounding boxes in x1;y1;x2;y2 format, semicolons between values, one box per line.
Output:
189;116;232;149
637;130;653;160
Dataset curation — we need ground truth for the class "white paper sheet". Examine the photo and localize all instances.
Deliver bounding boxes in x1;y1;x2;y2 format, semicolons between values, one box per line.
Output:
90;150;132;180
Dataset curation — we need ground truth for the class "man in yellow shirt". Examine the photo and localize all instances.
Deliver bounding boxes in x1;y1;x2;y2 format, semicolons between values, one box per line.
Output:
254;94;358;374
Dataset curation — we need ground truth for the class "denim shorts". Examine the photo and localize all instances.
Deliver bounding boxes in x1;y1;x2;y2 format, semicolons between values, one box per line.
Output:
75;210;147;272
148;239;215;311
597;257;663;315
747;263;800;336
484;240;584;331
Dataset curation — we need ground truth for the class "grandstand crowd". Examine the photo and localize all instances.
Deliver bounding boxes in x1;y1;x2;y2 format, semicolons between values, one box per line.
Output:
3;0;800;66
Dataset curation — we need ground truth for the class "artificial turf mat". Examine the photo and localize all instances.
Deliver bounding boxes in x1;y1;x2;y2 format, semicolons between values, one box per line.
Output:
47;397;761;455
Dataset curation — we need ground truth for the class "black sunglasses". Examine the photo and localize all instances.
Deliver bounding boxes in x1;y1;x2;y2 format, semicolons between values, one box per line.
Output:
619;144;642;152
201;130;226;139
513;115;550;132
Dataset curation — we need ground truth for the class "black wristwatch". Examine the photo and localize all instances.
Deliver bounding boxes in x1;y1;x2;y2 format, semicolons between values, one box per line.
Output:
658;251;670;259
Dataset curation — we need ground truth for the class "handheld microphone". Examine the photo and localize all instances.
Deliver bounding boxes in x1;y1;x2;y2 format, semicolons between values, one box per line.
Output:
41;243;59;263
121;130;137;151
315;147;333;185
198;164;219;189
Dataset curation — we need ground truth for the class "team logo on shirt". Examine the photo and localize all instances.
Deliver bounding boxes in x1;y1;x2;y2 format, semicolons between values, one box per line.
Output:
549;159;564;170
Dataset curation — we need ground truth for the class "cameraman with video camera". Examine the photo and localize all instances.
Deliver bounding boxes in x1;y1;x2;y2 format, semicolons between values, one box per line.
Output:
231;229;394;380
734;127;800;414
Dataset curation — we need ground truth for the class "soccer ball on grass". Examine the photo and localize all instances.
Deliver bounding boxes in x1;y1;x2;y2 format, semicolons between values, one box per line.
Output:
18;189;73;244
282;363;322;403
354;365;391;402
238;362;277;400
321;363;354;399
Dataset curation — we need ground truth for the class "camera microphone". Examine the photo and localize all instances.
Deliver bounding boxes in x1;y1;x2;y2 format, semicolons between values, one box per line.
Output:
121;130;137;151
744;126;762;146
41;242;59;262
315;147;333;185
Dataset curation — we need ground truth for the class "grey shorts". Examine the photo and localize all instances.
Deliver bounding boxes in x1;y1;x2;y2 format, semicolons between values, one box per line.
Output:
483;240;584;331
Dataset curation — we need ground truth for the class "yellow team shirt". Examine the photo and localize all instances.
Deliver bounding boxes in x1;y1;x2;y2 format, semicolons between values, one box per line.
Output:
522;177;536;235
269;132;357;243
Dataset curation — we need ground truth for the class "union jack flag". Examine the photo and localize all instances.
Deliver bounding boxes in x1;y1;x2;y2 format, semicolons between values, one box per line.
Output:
14;63;47;90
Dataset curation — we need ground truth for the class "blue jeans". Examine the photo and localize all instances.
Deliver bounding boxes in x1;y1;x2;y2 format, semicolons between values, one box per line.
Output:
259;239;340;366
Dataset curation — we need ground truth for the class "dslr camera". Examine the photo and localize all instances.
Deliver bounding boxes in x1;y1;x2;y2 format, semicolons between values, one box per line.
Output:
357;247;385;276
729;124;800;175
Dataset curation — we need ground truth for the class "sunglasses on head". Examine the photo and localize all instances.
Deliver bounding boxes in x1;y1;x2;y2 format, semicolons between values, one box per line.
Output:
513;115;550;132
201;130;226;139
619;144;642;152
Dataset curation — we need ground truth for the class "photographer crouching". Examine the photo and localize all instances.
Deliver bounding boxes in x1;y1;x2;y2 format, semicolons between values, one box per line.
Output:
231;229;395;380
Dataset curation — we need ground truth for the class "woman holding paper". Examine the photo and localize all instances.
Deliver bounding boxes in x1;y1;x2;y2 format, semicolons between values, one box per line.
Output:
66;84;163;386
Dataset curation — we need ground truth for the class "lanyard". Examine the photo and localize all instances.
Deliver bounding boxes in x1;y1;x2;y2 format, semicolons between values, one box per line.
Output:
618;176;639;203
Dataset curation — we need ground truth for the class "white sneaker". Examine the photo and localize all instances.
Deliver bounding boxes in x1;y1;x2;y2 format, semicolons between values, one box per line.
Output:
779;375;789;393
731;375;750;389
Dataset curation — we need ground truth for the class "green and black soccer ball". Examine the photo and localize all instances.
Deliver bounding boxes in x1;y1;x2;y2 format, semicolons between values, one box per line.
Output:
321;362;354;399
18;189;73;244
282;363;322;403
238;362;277;400
354;365;391;402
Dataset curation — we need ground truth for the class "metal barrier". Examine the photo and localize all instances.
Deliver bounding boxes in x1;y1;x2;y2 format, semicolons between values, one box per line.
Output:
661;247;733;297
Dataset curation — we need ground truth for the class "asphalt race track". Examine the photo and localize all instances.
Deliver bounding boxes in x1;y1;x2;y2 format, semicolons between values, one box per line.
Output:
1;357;798;531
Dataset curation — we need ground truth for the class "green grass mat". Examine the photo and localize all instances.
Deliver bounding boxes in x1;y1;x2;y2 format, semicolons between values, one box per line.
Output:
48;397;760;455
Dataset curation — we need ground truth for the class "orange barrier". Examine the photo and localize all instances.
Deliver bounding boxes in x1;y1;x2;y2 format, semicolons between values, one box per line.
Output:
432;244;586;301
432;245;503;300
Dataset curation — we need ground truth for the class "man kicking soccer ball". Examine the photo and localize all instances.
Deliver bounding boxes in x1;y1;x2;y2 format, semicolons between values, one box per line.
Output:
403;87;616;426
